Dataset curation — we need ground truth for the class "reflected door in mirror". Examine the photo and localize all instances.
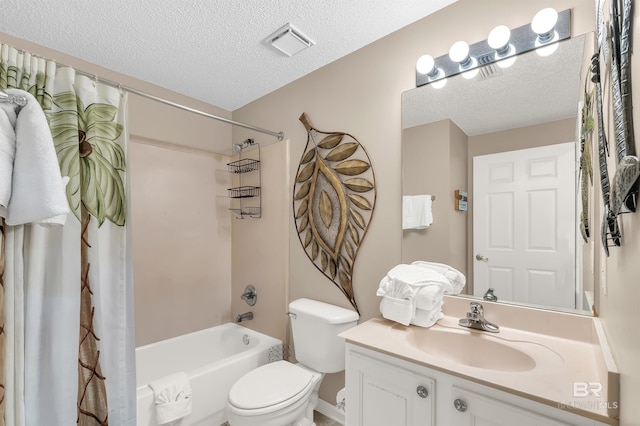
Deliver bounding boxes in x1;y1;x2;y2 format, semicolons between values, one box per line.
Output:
473;143;577;309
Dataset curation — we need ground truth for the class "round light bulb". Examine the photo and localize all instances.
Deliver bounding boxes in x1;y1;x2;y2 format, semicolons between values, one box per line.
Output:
488;25;511;51
449;41;470;64
461;67;479;80
416;55;435;75
496;55;517;68
536;42;559;57
432;78;447;89
531;8;558;36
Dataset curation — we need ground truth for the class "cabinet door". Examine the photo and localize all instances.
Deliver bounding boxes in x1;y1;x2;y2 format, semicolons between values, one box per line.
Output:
346;350;435;426
450;387;578;426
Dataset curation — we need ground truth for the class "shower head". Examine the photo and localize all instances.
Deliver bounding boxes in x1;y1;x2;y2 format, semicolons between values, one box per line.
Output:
232;138;256;153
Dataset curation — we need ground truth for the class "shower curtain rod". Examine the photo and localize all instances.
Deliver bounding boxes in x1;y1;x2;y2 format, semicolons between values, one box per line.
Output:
75;70;285;141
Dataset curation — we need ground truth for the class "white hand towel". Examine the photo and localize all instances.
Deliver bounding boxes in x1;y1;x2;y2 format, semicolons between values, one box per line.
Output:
148;372;193;425
411;302;445;328
402;195;433;230
385;264;449;288
414;284;444;311
0;101;18;219
379;296;413;326
2;89;69;226
411;261;466;294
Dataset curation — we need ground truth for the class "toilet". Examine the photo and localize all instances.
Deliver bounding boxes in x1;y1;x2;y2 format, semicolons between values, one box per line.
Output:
227;298;359;426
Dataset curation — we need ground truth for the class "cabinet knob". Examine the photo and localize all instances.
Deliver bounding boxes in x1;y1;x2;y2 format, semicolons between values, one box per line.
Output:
416;385;429;398
453;398;468;412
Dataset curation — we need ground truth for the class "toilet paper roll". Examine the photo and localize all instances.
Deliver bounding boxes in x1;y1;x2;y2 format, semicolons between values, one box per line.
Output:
336;387;346;411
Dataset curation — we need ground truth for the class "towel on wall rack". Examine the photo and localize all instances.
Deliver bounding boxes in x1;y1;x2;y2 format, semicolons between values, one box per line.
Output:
0;88;69;225
402;194;433;230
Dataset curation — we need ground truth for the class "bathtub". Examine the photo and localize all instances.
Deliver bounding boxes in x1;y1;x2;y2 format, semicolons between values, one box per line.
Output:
136;323;283;426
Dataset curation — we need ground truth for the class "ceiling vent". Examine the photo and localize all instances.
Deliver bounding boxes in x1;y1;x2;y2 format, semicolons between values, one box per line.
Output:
265;23;315;57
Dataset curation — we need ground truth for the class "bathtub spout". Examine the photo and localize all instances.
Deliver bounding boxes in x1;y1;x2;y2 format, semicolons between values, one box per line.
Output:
236;312;254;323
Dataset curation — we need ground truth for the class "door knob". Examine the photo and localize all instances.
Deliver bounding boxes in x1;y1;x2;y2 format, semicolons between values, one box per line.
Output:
453;398;468;412
475;254;489;262
416;386;429;398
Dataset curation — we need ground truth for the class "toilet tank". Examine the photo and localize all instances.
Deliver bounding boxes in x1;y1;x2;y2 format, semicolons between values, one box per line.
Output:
289;298;359;374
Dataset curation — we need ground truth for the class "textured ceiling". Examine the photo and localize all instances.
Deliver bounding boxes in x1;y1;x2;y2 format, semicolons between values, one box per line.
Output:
402;35;588;136
1;0;457;111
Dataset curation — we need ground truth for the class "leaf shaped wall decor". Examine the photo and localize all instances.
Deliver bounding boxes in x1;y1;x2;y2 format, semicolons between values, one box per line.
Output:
293;113;377;314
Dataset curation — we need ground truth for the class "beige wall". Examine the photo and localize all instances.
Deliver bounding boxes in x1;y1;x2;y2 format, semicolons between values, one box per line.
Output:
401;120;468;278
130;140;232;345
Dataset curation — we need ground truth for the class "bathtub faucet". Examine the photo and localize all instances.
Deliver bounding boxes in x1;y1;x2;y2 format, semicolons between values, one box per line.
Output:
236;312;254;323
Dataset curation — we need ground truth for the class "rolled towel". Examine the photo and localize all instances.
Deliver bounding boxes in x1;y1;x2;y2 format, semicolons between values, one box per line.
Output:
411;304;445;328
148;372;193;425
411;261;466;294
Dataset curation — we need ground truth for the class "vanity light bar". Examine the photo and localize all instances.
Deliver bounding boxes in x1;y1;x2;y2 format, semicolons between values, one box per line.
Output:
416;9;571;87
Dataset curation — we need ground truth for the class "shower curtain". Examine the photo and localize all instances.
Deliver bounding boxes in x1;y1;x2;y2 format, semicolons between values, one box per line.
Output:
0;45;135;426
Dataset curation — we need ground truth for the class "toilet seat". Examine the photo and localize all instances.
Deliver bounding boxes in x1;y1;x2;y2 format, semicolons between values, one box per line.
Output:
228;361;315;412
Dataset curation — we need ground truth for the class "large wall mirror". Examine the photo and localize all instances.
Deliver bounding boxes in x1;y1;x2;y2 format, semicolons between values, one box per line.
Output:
401;33;596;315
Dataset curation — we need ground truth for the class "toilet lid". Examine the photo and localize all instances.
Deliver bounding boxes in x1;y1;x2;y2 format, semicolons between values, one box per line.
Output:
228;361;314;409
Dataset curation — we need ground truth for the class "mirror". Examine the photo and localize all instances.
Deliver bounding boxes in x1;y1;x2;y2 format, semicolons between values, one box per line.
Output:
401;34;595;315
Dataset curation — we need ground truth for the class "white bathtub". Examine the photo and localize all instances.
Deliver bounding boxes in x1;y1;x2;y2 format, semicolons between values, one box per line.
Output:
136;323;283;426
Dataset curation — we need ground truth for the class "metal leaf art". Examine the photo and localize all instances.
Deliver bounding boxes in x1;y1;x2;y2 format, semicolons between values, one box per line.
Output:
609;0;639;220
579;82;594;243
593;0;621;253
293;113;376;314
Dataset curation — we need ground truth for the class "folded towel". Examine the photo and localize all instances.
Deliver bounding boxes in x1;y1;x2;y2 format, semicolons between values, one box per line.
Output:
148;372;193;425
411;261;466;294
1;88;69;226
414;284;444;311
379;296;413;326
411;303;445;328
402;195;433;230
385;264;450;288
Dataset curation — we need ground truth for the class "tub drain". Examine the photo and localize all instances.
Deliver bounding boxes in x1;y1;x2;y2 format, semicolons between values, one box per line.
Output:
242;334;250;345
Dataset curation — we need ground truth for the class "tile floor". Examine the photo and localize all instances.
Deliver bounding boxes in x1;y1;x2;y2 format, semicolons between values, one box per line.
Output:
314;410;342;426
221;411;340;426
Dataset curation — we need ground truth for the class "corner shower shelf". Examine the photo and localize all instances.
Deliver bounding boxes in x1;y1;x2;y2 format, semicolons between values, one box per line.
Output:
227;158;260;174
229;207;262;216
227;185;261;199
227;139;262;218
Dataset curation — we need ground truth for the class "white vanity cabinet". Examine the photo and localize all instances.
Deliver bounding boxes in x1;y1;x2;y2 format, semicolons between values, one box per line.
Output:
345;348;435;426
345;344;611;426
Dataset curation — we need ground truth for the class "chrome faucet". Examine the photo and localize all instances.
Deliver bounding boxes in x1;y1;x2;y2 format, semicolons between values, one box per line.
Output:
458;302;499;333
236;312;254;323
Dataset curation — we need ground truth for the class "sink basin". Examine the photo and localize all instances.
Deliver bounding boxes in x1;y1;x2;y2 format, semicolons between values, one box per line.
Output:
404;327;539;372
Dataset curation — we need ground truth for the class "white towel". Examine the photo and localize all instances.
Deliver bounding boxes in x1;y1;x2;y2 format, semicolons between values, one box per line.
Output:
148;372;193;425
0;88;69;226
402;195;433;230
379;296;413;326
411;261;466;294
377;264;449;327
412;302;445;328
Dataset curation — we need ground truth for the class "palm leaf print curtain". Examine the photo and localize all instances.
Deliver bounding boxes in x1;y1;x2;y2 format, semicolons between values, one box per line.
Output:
0;44;135;426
